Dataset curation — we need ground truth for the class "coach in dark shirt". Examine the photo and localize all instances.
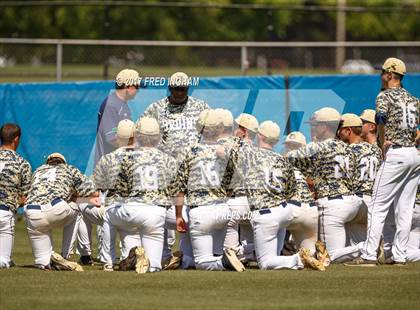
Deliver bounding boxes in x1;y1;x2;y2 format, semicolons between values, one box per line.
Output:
94;69;140;165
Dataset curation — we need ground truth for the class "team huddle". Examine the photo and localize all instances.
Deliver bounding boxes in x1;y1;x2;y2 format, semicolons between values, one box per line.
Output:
0;57;419;273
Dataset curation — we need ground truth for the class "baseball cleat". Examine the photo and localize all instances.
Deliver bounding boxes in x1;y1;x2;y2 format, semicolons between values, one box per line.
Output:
50;252;84;271
384;258;406;266
78;255;94;266
315;241;331;267
163;251;183;270
344;257;377;267
119;246;138;271
299;248;325;271
103;264;114;272
222;248;246;272
135;247;150;274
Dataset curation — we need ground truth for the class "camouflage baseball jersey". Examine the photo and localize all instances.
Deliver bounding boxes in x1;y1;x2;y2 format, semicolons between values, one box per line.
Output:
142;96;209;159
287;138;352;199
220;138;255;197
416;184;420;206
27;164;95;205
242;147;296;211
376;88;420;147
174;142;230;207
348;141;382;196
0;149;32;212
290;169;314;203
93;147;131;207
119;147;177;207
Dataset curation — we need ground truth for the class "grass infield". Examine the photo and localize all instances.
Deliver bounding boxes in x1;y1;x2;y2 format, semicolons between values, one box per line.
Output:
1;219;419;310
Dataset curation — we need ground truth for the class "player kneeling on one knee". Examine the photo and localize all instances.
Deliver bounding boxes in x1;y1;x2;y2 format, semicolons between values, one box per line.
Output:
174;109;245;272
24;153;97;271
101;117;176;273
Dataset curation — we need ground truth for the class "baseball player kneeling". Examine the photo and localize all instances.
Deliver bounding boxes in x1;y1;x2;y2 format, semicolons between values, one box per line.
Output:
175;109;245;272
24;153;97;271
101;117;176;273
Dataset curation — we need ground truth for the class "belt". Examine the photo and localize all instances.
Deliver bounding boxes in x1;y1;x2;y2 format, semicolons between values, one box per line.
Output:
390;145;403;149
258;202;287;215
288;200;317;207
328;195;343;200
27;198;63;210
0;205;10;211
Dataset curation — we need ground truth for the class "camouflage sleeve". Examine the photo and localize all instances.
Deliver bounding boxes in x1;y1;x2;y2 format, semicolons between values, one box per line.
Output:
283;161;297;199
376;92;389;122
20;160;32;197
287;142;319;176
142;102;158;119
70;165;96;197
173;148;191;194
93;156;109;191
165;155;178;199
346;147;358;192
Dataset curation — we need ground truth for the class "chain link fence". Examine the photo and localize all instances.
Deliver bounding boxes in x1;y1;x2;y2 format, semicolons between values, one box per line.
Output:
0;39;419;82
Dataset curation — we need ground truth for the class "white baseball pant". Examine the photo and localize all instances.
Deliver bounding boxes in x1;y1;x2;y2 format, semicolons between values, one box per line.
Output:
329;195;370;263
318;195;360;261
188;203;231;271
362;147;420;262
224;196;254;260
0;206;15;268
101;203;164;271
24;199;79;267
251;205;304;270
165;205;194;269
287;201;318;255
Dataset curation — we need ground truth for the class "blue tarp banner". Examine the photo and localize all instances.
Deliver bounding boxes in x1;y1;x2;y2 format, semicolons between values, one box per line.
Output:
1;74;419;173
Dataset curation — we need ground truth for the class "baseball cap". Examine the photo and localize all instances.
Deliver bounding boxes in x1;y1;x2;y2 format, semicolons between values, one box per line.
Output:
376;57;406;75
204;110;223;127
47;152;66;164
285;131;307;146
215;108;234;127
116;119;135;139
196;109;210;131
360;109;376;124
340;113;363;127
258;121;281;142
308;107;341;124
136;117;160;135
169;72;189;87
235;113;259;132
115;69;140;87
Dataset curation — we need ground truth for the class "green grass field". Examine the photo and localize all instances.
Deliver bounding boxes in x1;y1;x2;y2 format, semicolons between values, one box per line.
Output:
1;219;420;310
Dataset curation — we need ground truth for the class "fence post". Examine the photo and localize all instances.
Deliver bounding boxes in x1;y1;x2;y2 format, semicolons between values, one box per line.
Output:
241;46;248;75
56;42;63;81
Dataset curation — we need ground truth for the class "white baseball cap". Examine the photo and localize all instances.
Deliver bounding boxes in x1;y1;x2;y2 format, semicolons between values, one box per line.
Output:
285;131;307;146
309;107;341;124
117;119;135;139
340;113;363;127
235;113;259;132
360;109;376;124
136;117;160;135
115;69;140;87
169;72;189;87
47;152;66;164
377;57;406;75
215;108;234;127
258;121;281;142
204;110;223;128
196;109;210;132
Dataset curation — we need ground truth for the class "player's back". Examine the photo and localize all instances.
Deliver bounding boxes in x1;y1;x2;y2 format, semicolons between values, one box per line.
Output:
245;147;295;210
288;138;352;199
376;88;420;146
176;142;229;207
27;164;93;205
0;149;32;211
121;147;176;207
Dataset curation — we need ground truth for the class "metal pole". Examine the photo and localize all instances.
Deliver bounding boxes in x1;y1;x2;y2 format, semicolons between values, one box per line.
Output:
241;46;248;75
56;43;63;81
335;0;346;71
